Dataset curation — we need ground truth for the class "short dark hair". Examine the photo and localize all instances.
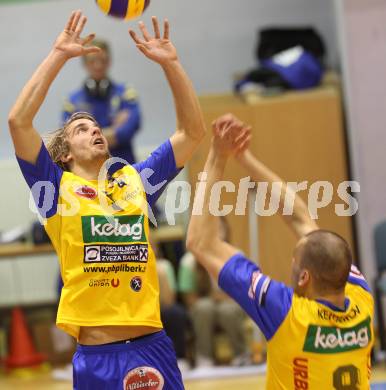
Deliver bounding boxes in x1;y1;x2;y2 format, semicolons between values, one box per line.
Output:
295;230;352;293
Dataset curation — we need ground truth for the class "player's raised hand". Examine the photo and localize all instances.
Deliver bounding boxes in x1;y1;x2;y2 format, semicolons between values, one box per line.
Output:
129;16;178;65
212;114;251;157
53;10;100;60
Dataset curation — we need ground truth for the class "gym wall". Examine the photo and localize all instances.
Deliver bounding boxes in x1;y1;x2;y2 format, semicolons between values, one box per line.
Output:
0;0;338;160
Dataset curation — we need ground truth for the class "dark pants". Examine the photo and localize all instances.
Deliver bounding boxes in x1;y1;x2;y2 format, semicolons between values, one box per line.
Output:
161;304;189;359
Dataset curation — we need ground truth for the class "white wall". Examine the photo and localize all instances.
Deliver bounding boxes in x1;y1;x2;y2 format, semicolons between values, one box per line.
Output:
0;0;337;161
0;0;337;230
335;0;386;282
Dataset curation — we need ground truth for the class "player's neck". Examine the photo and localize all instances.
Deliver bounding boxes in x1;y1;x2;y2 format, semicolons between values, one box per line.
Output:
313;292;346;311
71;160;106;181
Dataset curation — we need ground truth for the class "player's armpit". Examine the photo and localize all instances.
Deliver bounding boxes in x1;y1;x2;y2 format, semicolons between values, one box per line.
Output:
188;238;238;281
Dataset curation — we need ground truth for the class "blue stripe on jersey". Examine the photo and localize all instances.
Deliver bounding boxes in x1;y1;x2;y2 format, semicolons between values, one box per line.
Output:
348;264;371;292
218;253;293;340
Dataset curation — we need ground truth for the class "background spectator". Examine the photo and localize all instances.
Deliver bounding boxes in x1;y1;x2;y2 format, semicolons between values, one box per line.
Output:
178;218;250;367
62;39;141;166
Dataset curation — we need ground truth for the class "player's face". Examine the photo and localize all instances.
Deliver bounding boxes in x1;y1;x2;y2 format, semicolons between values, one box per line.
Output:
84;50;110;81
65;118;109;165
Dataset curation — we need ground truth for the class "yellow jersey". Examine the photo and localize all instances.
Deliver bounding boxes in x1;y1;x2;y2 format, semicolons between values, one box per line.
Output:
17;140;180;340
219;253;374;389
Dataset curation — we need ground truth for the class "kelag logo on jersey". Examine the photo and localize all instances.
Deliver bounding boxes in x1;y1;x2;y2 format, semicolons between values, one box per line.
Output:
82;215;145;243
303;316;371;354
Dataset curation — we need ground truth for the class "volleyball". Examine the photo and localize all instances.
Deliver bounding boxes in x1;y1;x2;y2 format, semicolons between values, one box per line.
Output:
95;0;151;20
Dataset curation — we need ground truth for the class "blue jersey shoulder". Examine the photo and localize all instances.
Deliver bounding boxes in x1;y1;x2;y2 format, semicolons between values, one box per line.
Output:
219;253;293;340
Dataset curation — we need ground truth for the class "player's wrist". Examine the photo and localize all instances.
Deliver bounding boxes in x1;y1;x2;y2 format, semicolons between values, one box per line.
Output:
209;145;229;166
49;48;69;64
160;57;181;71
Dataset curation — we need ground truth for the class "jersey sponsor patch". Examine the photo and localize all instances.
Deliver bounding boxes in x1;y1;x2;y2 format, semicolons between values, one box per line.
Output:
84;244;148;263
303;316;371;354
75;185;97;200
123;366;164;390
84;264;146;274
293;357;309;389
81;215;145;243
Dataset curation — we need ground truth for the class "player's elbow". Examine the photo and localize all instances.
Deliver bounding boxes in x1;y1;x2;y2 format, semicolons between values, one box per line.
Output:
8;113;22;132
8;112;31;133
186;233;207;258
182;119;207;143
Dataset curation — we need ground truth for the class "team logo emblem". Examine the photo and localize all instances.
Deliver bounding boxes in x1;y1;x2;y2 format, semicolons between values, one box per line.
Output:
123;366;164;390
75;185;97;199
130;276;142;292
111;278;120;288
85;246;101;262
140;247;148;261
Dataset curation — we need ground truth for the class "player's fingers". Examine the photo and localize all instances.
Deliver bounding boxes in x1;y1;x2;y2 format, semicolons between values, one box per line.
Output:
129;30;146;45
163;19;170;40
235;126;252;143
65;11;76;31
237;135;252;154
211;120;223;136
75;16;87;37
216;113;237;129
222;123;237;140
82;33;95;46
136;44;149;56
84;46;101;55
138;21;152;41
152;16;161;39
70;10;82;31
236;129;250;146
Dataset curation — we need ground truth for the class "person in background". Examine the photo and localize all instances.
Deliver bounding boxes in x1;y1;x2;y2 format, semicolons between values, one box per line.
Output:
178;217;250;368
62;39;141;165
153;241;190;372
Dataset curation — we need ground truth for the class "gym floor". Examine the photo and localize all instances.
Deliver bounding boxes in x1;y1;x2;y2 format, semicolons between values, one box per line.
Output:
1;366;386;389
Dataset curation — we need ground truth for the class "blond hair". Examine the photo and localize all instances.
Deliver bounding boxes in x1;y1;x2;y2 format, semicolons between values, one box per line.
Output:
45;112;98;172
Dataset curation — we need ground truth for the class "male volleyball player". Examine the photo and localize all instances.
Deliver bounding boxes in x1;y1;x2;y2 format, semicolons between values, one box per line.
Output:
9;10;206;389
187;114;374;389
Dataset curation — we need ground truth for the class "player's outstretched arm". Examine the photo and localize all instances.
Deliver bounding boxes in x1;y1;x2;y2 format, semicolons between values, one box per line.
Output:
186;116;250;280
237;144;319;239
8;10;100;164
129;17;206;168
